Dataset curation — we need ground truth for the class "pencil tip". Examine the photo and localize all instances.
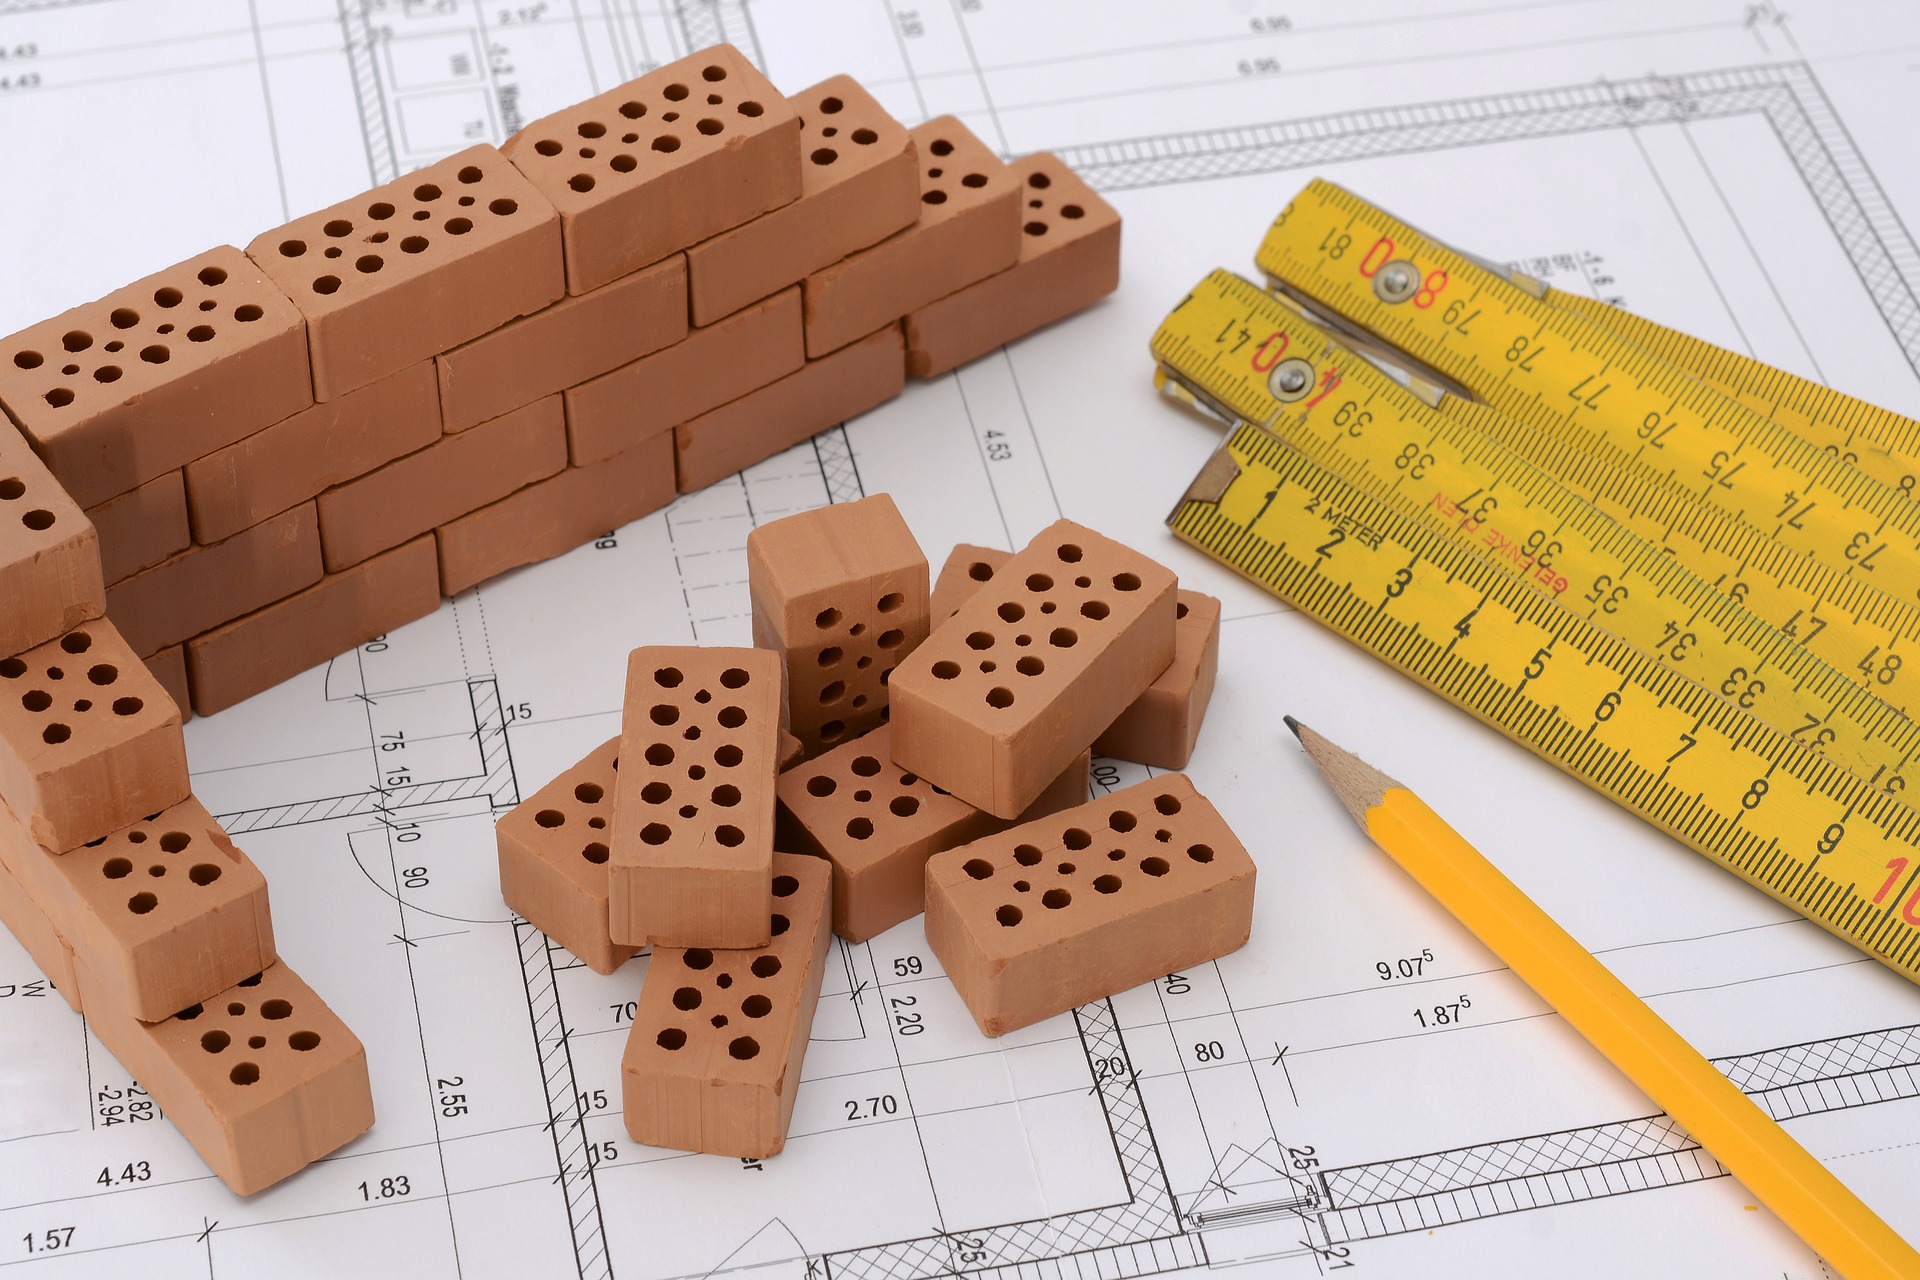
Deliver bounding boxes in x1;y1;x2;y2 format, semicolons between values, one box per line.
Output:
1282;714;1303;741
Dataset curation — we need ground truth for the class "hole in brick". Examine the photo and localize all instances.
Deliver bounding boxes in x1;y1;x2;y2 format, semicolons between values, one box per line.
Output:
698;118;724;136
400;236;428;254
63;331;92;352
202;1030;230;1053
656;1028;686;1050
641;782;671;805
685;948;714;970
575;782;604;804
22;690;49;712
109;307;140;330
199;265;228;286
1094;874;1121;894
684;726;702;741
324;219;353;238
813;606;844;630
535;808;565;828
979;661;996;673
773;875;798;898
1057;861;1076;875
1155;829;1172;842
888;796;921;821
234;303;263;323
818;681;845;705
139;344;169;364
1109;849;1126;860
672;986;701;1011
806;776;836;799
148;864;165;877
1014;845;1041;866
1062;204;1085;218
1155;793;1183;815
851;755;882;778
846;817;873;840
643;743;675;770
711;1015;728;1028
964;633;995;653
489;197;518;216
1110;810;1137;833
94;365;122;383
717;706;747;729
582;842;610;864
356;254;384;274
128;892;157;914
811;146;837;165
1016;656;1044;676
1024;221;1048;236
104;858;131;879
853;127;878;144
288;1030;321;1051
964;859;994;880
190;863;221;886
931;138;954;156
0;478;20;499
679;806;696;819
257;998;292;1021
1063;828;1092;851
852;694;869;709
188;325;215;343
850;623;866;637
1014;880;1030;892
711;784;741;807
650;703;679;726
742;995;771;1018
771;914;789;936
112;697;143;716
641;823;671;845
1188;844;1214;863
1113;572;1141;592
922;190;948;205
720;667;751;689
314;276;342;295
247;1035;266;1049
739;100;763;116
877;629;905;650
715;825;744;847
859;657;874;670
997;905;1022;927
105;340;123;352
729;1037;759;1060
153;286;184;308
10;351;40;370
985;687;1014;709
569;173;596;193
1027;171;1054;190
653;136;680;153
1043;888;1071;909
709;93;723;104
1142;856;1170;876
751;955;781;978
230;1062;260;1086
1081;600;1110;621
160;831;189;853
611;154;637;172
44;388;73;407
714;744;743;767
447;217;473;234
854;790;871;803
42;724;69;745
1057;543;1083;563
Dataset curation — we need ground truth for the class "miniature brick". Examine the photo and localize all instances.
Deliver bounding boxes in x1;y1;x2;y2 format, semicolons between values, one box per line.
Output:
802;117;1020;357
436;254;687;433
905;153;1121;377
186;536;441;716
747;494;929;759
932;545;1221;770
0;833;81;1013
184;361;442;545
890;520;1176;818
496;736;636;975
611;646;781;949
685;76;919;326
75;957;375;1196
925;773;1255;1036
0;246;313;508
621;852;831;1158
676;323;905;493
931;543;1009;625
142;645;190;720
0;421;103;656
0;619;188;852
775;723;1088;941
105;503;322;658
436;431;675;597
503;44;801;295
248;145;563;400
0;794;272;1022
316;393;567;572
566;287;803;467
86;470;189;587
1093;591;1221;770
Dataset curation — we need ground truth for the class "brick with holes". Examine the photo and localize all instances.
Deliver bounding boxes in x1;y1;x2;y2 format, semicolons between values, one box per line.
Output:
621;851;831;1158
925;773;1255;1036
248;145;562;401
685;76;919;325
75;957;375;1195
0;619;188;852
931;545;1223;771
776;723;1088;941
611;646;782;949
504;44;800;296
0;247;313;508
801;117;1020;357
0;421;103;657
747;493;928;760
85;469;189;586
890;521;1176;818
496;736;637;974
0;794;272;1021
905;153;1121;376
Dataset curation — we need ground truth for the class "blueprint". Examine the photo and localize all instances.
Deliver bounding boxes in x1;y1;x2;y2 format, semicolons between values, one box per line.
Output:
3;1;1920;1275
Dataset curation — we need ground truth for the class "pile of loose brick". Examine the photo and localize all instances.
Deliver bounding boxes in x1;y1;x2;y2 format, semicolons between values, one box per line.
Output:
0;46;1126;1195
0;44;1122;721
500;494;1255;1159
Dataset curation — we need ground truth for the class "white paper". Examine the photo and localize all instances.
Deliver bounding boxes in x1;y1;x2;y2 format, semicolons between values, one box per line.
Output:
0;2;1917;1276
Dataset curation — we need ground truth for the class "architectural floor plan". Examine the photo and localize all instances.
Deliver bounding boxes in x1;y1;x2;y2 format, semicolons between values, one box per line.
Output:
1;1;1919;1276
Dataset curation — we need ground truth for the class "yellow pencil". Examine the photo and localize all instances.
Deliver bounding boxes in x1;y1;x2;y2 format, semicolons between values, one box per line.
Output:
1285;716;1920;1280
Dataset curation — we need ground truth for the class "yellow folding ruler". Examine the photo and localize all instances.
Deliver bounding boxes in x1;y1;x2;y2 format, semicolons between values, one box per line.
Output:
1254;181;1920;603
1154;197;1920;982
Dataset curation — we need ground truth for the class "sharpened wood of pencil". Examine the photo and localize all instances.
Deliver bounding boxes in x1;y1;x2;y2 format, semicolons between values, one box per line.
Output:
1284;716;1920;1280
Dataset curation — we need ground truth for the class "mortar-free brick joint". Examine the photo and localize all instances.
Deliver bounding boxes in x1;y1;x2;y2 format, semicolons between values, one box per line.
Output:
0;44;1212;1186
